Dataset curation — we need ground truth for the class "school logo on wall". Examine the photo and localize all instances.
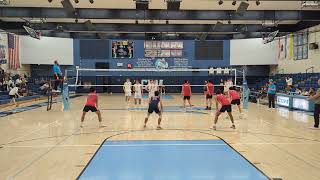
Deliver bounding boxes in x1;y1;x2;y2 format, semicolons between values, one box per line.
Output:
155;58;168;69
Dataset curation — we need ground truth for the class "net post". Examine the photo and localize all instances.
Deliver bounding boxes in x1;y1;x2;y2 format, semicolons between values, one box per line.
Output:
234;69;237;86
62;78;70;111
242;68;249;110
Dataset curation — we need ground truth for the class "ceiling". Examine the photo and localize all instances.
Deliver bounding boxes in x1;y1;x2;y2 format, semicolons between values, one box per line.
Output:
0;0;320;39
0;0;313;10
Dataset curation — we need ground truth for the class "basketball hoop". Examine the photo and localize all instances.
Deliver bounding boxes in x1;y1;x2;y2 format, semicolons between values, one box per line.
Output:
263;30;279;44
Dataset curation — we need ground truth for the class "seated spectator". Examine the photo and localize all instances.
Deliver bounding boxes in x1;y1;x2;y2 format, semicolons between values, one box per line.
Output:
8;77;15;90
15;76;23;88
309;88;316;96
40;82;50;95
295;88;302;95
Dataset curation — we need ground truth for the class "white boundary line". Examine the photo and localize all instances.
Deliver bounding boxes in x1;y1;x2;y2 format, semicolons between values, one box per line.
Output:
5;120;61;145
4;142;320;148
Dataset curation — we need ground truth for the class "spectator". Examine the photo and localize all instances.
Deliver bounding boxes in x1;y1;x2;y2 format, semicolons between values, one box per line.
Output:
295;87;302;95
40;81;50;95
308;79;320;129
286;76;293;88
15;76;23;87
267;79;276;109
53;60;63;92
7;77;14;90
9;86;21;107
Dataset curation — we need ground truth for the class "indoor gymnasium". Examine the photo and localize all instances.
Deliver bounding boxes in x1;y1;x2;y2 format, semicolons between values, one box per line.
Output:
0;0;320;180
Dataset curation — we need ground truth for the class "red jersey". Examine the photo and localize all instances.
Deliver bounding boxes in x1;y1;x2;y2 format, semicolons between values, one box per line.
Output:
207;83;214;95
182;83;191;96
216;94;231;106
85;93;97;107
229;90;240;100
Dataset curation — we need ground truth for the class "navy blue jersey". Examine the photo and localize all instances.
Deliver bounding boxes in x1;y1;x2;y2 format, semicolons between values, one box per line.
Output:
149;96;160;109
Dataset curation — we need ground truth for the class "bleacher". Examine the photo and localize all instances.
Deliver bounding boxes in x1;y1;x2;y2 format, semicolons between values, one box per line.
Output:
273;73;320;91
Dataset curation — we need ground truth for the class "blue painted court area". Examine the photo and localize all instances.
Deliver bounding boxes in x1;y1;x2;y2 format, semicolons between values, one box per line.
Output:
78;140;269;180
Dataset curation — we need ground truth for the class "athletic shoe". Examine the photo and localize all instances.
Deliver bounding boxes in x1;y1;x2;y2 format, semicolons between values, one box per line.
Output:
212;126;217;130
52;90;61;93
156;126;162;130
309;126;319;130
230;125;236;129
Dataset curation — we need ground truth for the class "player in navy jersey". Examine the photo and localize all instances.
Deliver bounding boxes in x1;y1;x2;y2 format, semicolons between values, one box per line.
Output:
144;91;163;130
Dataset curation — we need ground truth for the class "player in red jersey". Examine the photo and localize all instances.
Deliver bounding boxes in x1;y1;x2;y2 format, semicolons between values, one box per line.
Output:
80;87;103;128
206;80;216;110
229;87;242;115
212;89;235;130
182;80;192;108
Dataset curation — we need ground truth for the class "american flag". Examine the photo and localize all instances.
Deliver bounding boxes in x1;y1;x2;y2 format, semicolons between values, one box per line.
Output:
8;33;20;70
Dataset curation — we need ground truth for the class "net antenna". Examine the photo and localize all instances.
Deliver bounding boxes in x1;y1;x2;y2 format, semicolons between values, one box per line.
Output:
263;30;279;44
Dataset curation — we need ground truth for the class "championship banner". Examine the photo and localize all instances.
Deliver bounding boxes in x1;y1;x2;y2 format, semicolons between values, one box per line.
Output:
0;32;8;64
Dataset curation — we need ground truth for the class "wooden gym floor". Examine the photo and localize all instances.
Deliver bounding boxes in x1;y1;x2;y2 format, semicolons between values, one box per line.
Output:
0;94;319;180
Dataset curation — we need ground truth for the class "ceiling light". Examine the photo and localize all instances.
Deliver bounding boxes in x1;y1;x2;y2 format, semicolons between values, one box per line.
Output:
218;0;223;5
89;0;94;4
232;1;236;6
256;0;260;6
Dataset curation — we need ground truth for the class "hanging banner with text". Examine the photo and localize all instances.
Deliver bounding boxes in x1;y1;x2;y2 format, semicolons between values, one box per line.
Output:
0;33;8;64
135;58;190;69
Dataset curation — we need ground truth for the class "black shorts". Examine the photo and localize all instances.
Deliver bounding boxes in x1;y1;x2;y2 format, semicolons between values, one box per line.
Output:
53;74;63;80
148;107;160;114
9;95;16;99
231;99;241;105
83;105;98;112
184;96;190;100
220;105;232;112
206;95;213;99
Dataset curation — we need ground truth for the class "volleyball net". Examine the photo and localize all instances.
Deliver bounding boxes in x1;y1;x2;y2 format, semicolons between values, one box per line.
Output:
65;67;243;94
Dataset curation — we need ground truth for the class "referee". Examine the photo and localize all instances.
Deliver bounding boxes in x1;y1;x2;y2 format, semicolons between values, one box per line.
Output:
309;79;320;129
53;60;62;92
267;79;276;109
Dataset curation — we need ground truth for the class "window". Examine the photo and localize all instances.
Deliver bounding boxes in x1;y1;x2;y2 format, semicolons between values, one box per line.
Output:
293;32;308;60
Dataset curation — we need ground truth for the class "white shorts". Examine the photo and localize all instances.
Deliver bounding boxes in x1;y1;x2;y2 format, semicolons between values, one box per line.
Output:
125;91;132;97
149;92;155;99
134;93;142;99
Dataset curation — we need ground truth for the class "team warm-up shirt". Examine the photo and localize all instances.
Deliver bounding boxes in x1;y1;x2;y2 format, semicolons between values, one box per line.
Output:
229;90;240;100
207;83;214;95
216;94;231;106
124;82;132;92
182;83;191;96
134;84;142;94
85;92;97;107
148;83;158;95
9;87;19;96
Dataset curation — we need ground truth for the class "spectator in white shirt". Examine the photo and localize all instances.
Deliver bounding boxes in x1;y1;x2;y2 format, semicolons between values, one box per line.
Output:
15;77;22;87
9;86;21;107
286;76;293;87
